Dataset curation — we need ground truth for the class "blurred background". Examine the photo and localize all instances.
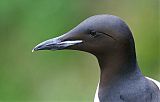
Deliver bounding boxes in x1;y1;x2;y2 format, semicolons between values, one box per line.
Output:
0;0;159;102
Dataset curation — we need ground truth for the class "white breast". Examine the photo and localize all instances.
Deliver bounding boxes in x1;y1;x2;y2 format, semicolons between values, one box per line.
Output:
93;77;160;102
94;83;100;102
146;77;160;90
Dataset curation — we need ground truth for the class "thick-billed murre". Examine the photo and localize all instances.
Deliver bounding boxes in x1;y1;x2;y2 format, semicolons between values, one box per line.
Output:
33;15;160;102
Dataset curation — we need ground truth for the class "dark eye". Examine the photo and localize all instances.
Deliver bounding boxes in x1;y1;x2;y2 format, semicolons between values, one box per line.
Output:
89;30;99;37
89;30;116;40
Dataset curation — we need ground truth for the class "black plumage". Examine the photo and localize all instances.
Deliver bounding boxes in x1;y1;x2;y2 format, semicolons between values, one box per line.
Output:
33;15;160;102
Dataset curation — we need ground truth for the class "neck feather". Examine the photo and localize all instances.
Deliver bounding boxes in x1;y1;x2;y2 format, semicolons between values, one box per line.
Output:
95;40;142;101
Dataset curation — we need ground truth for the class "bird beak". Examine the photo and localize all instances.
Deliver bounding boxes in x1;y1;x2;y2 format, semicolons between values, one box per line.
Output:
32;34;83;52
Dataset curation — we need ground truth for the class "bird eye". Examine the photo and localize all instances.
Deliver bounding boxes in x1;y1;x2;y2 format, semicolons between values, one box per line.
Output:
89;30;98;37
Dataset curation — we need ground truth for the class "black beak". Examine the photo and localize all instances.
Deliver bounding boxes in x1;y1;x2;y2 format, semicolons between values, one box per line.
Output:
32;34;83;52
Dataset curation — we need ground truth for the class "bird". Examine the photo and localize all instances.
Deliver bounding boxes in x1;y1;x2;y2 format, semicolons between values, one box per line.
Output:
32;14;160;102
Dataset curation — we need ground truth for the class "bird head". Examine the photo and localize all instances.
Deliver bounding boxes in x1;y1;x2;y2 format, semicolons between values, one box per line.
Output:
33;15;134;56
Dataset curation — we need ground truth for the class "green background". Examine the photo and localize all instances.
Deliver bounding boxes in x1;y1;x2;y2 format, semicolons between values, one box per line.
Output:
0;0;159;102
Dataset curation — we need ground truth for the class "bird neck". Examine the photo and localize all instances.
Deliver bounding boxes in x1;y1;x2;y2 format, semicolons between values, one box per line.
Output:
96;44;142;99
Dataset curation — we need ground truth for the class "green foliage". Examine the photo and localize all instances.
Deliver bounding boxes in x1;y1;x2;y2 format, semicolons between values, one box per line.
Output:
0;0;159;101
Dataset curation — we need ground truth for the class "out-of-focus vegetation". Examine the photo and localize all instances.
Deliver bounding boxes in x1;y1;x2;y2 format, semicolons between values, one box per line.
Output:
0;0;159;102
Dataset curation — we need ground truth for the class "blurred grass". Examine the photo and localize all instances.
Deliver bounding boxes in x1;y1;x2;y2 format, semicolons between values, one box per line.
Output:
0;0;159;102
